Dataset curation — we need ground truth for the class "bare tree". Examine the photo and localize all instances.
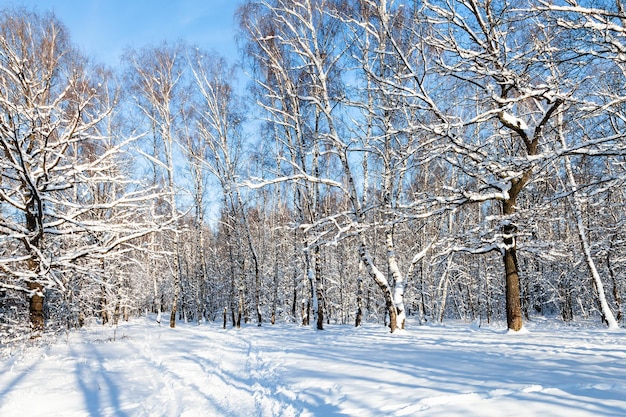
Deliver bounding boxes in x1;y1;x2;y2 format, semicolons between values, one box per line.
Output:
238;0;335;330
124;42;187;328
187;48;265;326
542;0;626;327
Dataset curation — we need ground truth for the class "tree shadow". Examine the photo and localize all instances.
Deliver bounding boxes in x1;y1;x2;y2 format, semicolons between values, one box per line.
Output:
70;341;127;417
0;356;41;403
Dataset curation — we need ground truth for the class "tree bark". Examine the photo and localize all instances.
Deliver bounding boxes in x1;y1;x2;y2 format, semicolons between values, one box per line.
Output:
169;243;181;328
359;241;398;333
314;245;324;330
503;199;523;331
28;281;44;332
355;265;364;327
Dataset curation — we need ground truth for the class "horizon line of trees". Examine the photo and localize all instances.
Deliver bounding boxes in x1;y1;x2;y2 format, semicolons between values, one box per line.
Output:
2;0;626;343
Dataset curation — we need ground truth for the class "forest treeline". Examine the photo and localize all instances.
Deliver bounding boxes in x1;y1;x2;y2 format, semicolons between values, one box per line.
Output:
1;0;626;341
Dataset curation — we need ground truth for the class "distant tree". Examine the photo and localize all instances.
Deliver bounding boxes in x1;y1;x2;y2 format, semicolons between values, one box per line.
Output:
543;0;626;327
124;42;188;328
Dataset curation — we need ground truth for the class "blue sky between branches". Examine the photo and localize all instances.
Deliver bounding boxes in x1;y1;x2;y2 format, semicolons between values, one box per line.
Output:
9;0;242;66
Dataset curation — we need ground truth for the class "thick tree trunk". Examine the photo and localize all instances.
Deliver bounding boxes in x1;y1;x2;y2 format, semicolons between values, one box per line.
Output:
26;200;45;332
495;99;564;331
502;198;523;331
28;281;44;332
503;241;523;331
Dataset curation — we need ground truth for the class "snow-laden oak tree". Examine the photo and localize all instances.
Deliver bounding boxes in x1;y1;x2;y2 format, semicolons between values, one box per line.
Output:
409;0;626;330
415;0;570;331
0;9;160;333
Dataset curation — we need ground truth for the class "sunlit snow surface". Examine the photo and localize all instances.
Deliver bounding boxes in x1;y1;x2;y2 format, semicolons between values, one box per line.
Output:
1;317;625;416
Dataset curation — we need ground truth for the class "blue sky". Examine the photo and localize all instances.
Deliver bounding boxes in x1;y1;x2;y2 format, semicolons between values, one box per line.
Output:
9;0;243;66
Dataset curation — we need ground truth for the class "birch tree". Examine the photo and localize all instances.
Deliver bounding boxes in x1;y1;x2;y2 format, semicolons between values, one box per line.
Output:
187;48;265;325
239;0;443;332
544;0;626;327
124;42;187;328
238;0;336;330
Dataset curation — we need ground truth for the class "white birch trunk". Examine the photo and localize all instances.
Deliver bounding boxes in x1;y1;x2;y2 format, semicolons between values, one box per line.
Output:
387;230;406;330
358;239;399;332
559;118;618;329
437;256;454;323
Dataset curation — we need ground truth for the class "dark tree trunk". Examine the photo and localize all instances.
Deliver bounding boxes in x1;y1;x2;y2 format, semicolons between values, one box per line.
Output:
100;285;109;325
252;248;262;327
28;281;44;332
26;200;45;332
292;285;297;321
237;288;243;328
503;198;523;331
504;245;523;331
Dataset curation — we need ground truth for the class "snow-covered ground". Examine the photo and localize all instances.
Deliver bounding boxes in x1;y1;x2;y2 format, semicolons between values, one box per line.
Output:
1;317;625;417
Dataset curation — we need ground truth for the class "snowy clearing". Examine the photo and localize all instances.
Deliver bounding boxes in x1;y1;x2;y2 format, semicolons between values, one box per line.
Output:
1;317;625;417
